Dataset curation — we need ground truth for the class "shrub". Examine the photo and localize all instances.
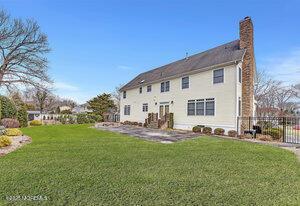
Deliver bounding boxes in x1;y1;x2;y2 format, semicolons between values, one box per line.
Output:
0;135;12;148
257;134;272;141
192;125;204;133
5;128;22;136
214;128;225;135
0;96;17;119
77;114;91;124
138;122;143;127
0;118;20;128
228;130;237;137
30;120;42;126
257;121;273;129
17;105;28;127
262;128;283;140
203;127;212;135
77;113;102;124
88;114;102;123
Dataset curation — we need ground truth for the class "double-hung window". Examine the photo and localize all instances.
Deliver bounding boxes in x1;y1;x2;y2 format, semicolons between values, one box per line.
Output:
142;103;148;112
187;100;195;115
187;98;215;116
161;81;170;92
139;87;142;94
123;91;126;99
239;67;242;83
124;105;130;115
196;99;204;115
182;77;189;89
213;68;224;84
147;85;152;92
205;98;215;116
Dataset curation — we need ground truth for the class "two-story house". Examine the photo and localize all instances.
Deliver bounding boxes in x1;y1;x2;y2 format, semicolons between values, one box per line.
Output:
119;17;255;133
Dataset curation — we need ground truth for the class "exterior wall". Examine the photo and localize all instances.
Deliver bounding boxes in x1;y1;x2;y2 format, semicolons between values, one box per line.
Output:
120;64;242;132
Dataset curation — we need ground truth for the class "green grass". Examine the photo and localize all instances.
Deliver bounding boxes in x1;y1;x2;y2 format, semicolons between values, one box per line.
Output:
0;124;300;205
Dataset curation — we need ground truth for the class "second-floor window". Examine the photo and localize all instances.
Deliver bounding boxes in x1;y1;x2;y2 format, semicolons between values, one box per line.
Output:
147;85;152;92
182;76;189;89
161;81;170;92
123;91;126;99
239;67;242;83
213;68;224;84
139;87;142;94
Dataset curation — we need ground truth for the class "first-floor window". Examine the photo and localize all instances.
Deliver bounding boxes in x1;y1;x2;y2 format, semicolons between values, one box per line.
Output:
205;98;215;116
238;98;241;116
187;98;215;116
187;100;195;115
196;99;204;115
124;105;130;115
142;103;148;112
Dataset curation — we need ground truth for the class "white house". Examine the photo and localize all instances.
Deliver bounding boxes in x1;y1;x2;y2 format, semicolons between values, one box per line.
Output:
119;17;256;132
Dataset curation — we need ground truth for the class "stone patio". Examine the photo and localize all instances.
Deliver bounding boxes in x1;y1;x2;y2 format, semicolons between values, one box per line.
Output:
94;123;200;142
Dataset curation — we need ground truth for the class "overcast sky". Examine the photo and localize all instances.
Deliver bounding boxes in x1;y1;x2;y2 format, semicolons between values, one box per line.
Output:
1;0;299;103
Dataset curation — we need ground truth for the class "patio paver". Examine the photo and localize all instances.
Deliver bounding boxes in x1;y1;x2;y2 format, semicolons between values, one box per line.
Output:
94;123;200;142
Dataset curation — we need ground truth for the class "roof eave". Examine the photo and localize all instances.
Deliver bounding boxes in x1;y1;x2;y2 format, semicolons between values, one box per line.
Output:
120;58;243;92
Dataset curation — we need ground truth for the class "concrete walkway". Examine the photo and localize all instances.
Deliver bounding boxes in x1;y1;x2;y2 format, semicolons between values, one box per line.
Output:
94;123;200;142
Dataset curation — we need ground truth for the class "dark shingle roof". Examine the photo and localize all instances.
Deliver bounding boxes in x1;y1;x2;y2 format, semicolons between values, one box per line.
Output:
120;40;245;91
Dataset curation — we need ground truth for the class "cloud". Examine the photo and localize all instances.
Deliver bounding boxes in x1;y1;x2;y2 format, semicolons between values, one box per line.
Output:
53;81;79;91
259;48;300;85
117;65;134;70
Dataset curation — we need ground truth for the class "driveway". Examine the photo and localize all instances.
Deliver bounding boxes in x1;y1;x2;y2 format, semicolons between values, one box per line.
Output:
94;123;200;142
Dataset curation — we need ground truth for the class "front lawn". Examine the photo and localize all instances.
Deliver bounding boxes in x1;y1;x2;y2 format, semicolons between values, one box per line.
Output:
0;124;300;205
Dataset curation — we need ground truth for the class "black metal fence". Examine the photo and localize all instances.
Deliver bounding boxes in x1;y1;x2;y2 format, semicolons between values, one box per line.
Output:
237;117;300;144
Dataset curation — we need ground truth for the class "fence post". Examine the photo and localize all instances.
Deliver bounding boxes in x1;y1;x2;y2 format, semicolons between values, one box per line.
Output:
282;117;286;143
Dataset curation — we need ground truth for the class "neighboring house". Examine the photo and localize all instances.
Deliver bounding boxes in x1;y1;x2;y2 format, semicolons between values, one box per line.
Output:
103;108;120;122
71;104;92;114
119;17;256;132
59;106;71;112
27;111;60;121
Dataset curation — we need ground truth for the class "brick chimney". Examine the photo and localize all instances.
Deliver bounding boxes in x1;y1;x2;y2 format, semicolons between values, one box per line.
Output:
239;17;254;117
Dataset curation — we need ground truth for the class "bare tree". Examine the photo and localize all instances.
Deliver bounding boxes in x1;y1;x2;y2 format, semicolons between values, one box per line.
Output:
0;10;51;90
275;86;298;116
111;84;123;113
255;70;298;116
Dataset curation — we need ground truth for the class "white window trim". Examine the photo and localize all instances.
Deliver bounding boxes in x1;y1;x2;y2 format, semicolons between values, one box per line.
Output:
187;98;215;116
212;68;225;84
181;76;189;90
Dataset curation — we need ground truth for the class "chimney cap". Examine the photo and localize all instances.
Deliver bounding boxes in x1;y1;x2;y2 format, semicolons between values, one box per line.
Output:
244;16;251;20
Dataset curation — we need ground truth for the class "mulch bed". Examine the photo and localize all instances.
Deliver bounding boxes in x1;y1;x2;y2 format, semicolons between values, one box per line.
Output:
0;136;32;157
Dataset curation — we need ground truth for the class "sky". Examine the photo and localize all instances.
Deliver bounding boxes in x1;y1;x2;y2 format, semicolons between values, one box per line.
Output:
0;0;299;103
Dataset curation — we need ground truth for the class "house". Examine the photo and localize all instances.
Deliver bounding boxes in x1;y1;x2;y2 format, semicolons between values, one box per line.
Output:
71;103;92;114
119;17;256;133
59;106;72;112
27;111;60;121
